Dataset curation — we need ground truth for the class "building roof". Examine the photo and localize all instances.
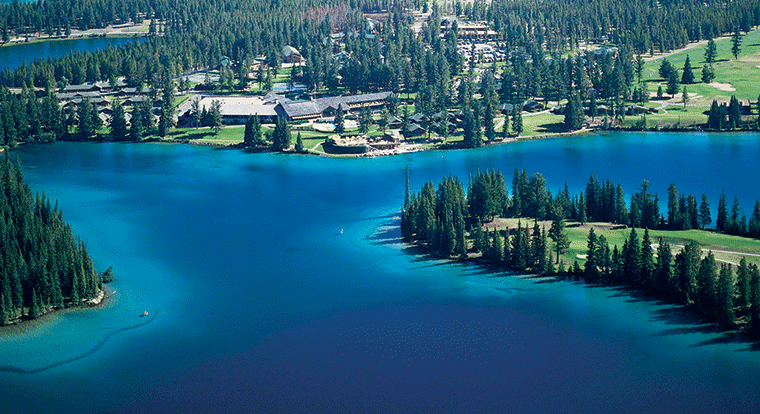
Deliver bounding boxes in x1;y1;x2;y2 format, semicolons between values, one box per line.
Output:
195;96;280;118
282;46;301;57
63;83;98;92
280;92;391;120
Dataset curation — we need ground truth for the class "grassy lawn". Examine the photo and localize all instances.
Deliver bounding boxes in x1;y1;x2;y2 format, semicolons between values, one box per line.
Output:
489;217;760;268
641;28;760;104
165;125;245;145
619;105;708;129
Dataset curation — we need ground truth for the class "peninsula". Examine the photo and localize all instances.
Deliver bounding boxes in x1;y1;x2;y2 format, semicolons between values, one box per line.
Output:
0;156;109;326
402;168;760;338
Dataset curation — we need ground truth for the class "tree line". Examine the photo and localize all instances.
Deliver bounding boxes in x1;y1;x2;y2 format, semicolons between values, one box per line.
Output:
401;167;760;335
1;0;759;147
580;226;760;332
0;156;106;326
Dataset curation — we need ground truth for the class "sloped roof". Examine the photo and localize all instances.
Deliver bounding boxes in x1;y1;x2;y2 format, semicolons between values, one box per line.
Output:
280;92;391;119
282;46;301;57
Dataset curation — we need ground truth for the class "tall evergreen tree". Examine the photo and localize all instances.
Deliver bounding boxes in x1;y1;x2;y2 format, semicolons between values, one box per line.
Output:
295;132;304;153
704;38;717;66
696;251;718;315
675;241;701;303
622;228;640;285
731;29;743;60
728;95;742;130
244;116;256;146
699;194;712;229
750;264;760;336
548;217;570;263
109;100;128;141
640;228;655;287
334;106;345;135
76;99;97;140
736;257;751;308
564;93;584;131
584;227;600;280
717;264;735;326
681;55;694;84
655;238;673;295
717;189;728;232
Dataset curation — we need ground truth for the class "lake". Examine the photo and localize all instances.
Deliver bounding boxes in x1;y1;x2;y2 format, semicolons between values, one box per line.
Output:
2;132;760;413
0;37;141;71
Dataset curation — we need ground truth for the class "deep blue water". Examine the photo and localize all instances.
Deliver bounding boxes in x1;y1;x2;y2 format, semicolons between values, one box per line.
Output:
0;37;141;71
2;132;760;413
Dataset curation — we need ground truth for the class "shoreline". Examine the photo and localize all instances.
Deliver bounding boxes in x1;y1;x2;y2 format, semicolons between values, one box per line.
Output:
9;125;750;158
0;21;151;47
0;286;115;334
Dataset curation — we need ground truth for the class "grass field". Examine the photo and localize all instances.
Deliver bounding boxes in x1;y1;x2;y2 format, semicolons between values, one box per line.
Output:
641;29;760;104
486;217;760;269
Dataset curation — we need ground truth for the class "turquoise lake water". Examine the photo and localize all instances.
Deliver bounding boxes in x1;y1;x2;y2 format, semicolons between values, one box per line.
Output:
2;132;760;413
0;37;141;71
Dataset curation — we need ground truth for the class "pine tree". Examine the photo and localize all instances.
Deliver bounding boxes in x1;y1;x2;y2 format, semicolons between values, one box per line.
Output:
704;38;717;66
512;106;523;135
622;228;640;285
511;221;528;271
244;116;256;146
0;294;7;326
564;93;583;131
675;241;701;303
749;201;760;238
699;194;711;229
158;79;176;137
109;101;128;141
71;270;81;307
548;217;570;263
678;56;693;85
701;65;715;84
655;238;673;295
716;189;727;232
530;221;545;271
584;227;600;280
696;251;718;315
334;106;345;135
728;95;741;130
210;99;223;134
295;132;304;153
77;99;97;140
666;69;680;98
717;264;735;327
731;29;742;60
129;104;144;141
749;264;760;336
191;97;202;128
737;257;751;308
273;117;291;151
640;228;655;288
29;288;40;318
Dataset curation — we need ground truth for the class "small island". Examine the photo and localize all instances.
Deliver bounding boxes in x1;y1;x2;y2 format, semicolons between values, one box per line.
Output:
0;156;109;326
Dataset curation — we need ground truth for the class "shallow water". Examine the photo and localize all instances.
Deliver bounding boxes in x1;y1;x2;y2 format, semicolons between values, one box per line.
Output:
3;132;760;413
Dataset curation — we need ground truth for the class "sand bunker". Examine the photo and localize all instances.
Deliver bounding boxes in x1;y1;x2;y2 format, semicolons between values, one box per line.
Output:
709;82;736;92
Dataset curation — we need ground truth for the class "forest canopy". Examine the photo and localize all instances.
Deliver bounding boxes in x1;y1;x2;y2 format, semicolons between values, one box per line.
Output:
0;155;103;326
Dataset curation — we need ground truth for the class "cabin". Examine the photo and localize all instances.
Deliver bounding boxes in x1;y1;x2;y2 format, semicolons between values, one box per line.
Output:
404;123;425;137
500;103;515;114
387;116;403;129
282;46;303;63
522;100;545;112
